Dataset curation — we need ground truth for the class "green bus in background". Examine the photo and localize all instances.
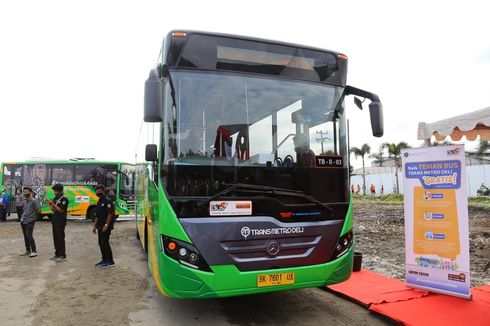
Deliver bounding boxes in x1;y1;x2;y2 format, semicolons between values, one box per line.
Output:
137;30;384;298
0;160;135;220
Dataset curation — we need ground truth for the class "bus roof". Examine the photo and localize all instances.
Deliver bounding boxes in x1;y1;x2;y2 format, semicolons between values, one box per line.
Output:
167;30;344;56
162;30;348;86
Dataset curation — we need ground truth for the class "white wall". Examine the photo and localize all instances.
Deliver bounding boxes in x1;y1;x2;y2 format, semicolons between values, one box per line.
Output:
351;164;490;196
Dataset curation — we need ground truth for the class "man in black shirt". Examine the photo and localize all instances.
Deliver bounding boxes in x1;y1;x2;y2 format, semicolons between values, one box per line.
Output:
46;183;69;262
92;184;116;268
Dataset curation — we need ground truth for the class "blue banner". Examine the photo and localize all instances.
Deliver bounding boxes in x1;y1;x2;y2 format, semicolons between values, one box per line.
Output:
405;160;461;189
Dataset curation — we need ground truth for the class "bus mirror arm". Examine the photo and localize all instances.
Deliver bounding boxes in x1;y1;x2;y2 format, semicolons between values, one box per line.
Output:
345;85;384;138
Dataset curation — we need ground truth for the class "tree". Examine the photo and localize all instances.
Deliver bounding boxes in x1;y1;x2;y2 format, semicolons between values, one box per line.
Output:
382;142;410;194
369;144;386;167
431;140;455;146
351;144;371;195
477;139;490;157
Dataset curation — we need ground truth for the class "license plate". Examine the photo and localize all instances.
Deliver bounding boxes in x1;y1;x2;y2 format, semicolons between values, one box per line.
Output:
257;272;295;287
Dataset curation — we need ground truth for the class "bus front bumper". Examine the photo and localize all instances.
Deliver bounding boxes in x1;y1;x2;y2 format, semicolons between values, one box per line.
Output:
155;247;354;298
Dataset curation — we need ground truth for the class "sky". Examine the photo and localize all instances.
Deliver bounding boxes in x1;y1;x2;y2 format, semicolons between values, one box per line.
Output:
1;0;490;168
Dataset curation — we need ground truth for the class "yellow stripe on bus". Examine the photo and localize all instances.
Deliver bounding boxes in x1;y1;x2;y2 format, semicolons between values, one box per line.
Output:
148;218;168;297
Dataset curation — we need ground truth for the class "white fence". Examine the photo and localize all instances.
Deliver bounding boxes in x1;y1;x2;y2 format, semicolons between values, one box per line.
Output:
351;164;490;196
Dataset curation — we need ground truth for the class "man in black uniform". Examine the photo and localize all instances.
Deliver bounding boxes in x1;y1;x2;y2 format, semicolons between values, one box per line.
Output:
92;184;116;268
46;183;69;262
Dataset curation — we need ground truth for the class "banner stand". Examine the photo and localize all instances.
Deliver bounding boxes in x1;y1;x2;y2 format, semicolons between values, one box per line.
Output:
402;145;472;300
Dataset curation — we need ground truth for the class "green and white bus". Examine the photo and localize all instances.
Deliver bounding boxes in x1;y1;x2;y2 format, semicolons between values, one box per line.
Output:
0;160;135;219
136;30;383;298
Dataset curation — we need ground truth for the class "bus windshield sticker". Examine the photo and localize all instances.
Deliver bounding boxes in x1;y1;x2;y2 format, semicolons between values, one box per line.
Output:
209;200;252;216
315;156;343;168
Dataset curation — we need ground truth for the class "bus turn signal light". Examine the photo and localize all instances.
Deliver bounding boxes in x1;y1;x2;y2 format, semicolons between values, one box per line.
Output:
168;242;177;251
338;53;348;60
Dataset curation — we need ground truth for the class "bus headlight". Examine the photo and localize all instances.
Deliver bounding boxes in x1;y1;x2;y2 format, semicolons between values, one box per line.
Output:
178;247;188;258
329;231;353;261
161;236;212;272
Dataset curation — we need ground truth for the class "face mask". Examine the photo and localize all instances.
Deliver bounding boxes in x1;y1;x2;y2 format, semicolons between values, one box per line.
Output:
96;192;104;197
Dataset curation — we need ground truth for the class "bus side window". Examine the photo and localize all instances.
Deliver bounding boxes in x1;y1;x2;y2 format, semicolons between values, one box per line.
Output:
105;171;116;189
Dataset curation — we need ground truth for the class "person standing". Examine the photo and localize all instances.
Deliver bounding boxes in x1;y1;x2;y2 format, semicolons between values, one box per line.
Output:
92;184;116;268
46;184;69;262
0;189;9;221
107;189;116;203
15;188;25;221
19;187;40;257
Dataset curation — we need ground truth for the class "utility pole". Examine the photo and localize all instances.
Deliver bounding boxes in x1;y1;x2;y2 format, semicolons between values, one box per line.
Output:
316;130;330;154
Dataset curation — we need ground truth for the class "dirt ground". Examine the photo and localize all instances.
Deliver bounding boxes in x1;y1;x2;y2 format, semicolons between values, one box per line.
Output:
354;202;490;286
0;218;394;326
0;203;487;325
0;219;148;325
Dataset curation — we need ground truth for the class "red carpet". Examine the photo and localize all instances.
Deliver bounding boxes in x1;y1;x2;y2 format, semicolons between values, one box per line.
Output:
370;288;490;326
327;269;429;306
327;270;490;325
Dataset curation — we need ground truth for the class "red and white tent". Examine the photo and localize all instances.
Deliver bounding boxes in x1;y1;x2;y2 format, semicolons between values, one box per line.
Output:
418;107;490;142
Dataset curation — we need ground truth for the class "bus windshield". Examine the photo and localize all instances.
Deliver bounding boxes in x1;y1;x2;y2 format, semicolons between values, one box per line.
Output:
161;70;348;202
164;70;345;166
119;164;134;201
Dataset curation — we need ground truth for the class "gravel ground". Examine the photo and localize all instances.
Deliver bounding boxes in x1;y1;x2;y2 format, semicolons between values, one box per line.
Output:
0;218;393;326
353;202;490;286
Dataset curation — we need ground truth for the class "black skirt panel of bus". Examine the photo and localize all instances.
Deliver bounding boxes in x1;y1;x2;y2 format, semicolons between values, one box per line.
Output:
179;217;344;271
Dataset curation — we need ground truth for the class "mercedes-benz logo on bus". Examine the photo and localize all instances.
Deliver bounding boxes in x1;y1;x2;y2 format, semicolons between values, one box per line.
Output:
241;226;251;240
266;240;280;256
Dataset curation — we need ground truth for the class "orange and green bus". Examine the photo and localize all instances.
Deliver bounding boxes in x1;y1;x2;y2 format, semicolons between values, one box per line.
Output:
136;30;383;298
0;160;134;220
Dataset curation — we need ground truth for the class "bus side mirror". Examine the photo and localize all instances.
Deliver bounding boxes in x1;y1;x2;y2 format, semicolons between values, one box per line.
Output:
144;69;164;122
369;101;384;137
145;144;158;162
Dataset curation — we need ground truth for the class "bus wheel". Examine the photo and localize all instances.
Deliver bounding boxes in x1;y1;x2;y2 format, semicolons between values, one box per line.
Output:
86;206;97;222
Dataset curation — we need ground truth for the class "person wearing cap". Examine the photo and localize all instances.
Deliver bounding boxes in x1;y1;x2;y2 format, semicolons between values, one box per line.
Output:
92;184;116;268
46;183;69;262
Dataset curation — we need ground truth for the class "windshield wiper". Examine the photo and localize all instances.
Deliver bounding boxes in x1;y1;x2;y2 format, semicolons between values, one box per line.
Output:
201;183;335;214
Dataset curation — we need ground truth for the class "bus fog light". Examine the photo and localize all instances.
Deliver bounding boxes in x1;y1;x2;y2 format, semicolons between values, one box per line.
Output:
188;252;198;262
178;248;188;257
336;244;342;251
